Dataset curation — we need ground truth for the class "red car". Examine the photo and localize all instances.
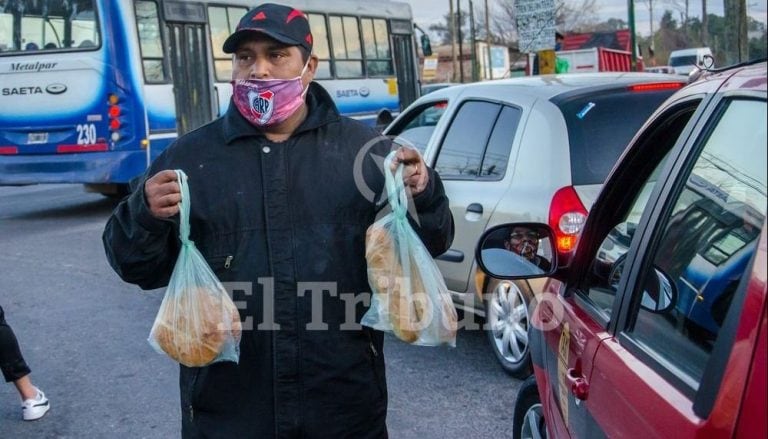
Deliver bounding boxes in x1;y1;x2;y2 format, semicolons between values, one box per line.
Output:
476;60;767;438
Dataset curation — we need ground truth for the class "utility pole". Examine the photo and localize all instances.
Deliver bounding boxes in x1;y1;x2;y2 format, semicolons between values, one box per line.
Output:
469;0;477;81
701;0;708;46
485;0;492;80
628;0;638;71
457;0;465;82
450;0;458;82
649;0;654;53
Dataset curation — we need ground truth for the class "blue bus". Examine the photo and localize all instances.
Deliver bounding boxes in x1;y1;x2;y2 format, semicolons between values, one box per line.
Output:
0;0;420;195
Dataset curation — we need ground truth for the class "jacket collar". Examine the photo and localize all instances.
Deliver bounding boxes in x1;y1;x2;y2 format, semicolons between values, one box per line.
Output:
223;82;341;144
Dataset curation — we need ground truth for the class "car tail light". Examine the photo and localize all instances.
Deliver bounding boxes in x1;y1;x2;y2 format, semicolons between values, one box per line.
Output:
628;82;684;92
549;186;588;254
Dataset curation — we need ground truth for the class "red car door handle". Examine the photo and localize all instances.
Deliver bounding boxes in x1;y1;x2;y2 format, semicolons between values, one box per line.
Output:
566;368;589;400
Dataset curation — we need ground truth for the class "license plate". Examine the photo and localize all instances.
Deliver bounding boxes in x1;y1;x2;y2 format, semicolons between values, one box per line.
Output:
27;132;49;144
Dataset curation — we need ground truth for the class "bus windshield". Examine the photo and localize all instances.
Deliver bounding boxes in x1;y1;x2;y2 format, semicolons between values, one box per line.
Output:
0;0;100;54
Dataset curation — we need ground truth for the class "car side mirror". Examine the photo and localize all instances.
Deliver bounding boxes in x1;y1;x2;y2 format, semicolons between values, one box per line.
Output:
640;267;676;313
476;223;557;279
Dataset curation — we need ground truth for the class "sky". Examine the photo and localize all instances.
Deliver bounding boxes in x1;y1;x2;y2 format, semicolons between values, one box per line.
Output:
405;0;768;37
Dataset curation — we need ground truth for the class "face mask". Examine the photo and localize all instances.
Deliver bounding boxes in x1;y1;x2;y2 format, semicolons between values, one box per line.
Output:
231;59;310;127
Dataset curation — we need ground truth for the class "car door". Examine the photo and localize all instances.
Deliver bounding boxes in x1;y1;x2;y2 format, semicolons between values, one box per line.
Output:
572;90;767;435
430;100;522;295
532;93;712;437
546;82;768;438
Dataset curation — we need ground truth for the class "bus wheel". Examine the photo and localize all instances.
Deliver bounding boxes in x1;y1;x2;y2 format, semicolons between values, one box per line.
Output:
84;183;130;199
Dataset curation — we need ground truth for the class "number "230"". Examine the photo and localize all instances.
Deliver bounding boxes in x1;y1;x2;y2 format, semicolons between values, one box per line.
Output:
76;123;97;145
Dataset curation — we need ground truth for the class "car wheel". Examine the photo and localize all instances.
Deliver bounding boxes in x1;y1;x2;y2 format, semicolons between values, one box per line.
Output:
484;279;533;378
513;376;547;439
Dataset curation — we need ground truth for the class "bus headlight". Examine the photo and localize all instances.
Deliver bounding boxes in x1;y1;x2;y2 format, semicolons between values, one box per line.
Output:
111;131;121;142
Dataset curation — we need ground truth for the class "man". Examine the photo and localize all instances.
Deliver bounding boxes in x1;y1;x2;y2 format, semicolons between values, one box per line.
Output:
504;227;551;272
555;31;564;52
102;3;453;438
0;305;50;421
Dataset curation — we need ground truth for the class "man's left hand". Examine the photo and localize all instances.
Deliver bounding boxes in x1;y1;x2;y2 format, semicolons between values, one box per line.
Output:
391;146;429;196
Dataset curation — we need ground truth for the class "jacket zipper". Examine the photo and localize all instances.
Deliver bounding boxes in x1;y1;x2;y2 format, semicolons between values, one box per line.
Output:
365;329;384;399
365;328;378;357
224;255;233;269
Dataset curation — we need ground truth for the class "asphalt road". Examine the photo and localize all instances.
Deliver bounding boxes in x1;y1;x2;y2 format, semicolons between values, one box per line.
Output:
0;184;521;438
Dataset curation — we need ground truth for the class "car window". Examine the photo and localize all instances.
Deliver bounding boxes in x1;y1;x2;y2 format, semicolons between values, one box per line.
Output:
435;101;501;179
577;100;701;320
670;55;698;67
556;88;680;185
479;106;521;180
389;101;448;153
627;98;767;392
583;149;671;317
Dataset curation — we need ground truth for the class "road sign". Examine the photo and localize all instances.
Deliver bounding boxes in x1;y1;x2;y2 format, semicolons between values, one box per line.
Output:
514;0;556;53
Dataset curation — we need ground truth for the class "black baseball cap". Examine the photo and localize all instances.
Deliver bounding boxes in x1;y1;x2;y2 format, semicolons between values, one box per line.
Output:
223;3;313;54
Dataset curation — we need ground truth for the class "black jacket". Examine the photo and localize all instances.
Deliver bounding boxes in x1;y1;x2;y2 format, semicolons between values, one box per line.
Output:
103;83;454;439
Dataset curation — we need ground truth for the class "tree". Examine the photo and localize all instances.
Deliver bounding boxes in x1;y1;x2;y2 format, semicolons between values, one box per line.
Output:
747;17;767;60
554;0;599;31
723;0;749;64
748;31;767;60
592;18;629;32
470;0;601;47
638;0;659;49
428;10;471;46
656;9;689;50
664;0;690;34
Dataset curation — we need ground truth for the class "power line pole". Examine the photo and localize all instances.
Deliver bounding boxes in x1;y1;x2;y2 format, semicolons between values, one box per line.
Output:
450;0;458;82
628;0;638;71
701;0;708;46
485;0;492;80
469;0;477;81
457;0;465;82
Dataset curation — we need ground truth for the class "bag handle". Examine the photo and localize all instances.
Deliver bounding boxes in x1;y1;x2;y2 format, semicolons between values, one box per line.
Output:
174;169;192;245
383;150;408;218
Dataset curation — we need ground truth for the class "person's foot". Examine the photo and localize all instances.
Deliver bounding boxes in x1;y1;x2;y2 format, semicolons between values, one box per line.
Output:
22;387;50;421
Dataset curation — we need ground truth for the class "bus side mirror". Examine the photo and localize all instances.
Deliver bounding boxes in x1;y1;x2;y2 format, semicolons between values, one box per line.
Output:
420;34;432;57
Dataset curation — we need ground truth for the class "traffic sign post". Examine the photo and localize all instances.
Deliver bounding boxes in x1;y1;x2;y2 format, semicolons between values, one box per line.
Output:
514;0;556;53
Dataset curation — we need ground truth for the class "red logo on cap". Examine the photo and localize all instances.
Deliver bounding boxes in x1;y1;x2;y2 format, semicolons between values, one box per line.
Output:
252;11;267;21
305;34;313;46
286;9;304;23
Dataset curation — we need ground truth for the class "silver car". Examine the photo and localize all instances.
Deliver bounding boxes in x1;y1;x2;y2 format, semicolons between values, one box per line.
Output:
385;72;686;377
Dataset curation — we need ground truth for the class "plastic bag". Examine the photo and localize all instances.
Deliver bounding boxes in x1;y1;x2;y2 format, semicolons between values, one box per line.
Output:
148;169;242;367
361;151;458;346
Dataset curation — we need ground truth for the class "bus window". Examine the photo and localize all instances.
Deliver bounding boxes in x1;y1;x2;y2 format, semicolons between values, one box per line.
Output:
0;0;100;53
307;13;331;79
361;18;393;76
208;5;247;81
329;15;363;78
135;1;167;83
208;5;248;81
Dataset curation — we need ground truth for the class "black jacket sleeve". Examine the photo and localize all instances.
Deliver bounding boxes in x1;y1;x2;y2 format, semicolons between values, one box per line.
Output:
409;166;454;257
102;170;180;290
361;130;454;258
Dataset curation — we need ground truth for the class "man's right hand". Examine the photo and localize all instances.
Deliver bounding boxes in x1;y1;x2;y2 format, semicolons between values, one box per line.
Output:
145;170;181;218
